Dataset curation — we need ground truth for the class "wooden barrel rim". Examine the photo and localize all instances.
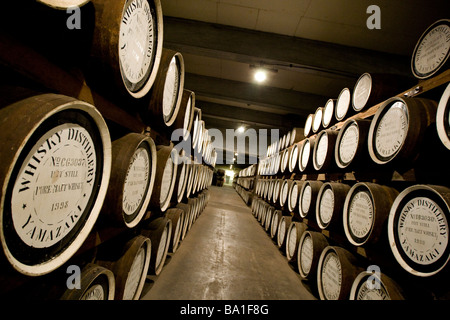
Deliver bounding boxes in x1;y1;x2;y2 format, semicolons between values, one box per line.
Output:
299;180;324;218
285;221;307;262
103;133;157;228
60;263;115;300
335;87;352;121
0;93;111;277
277;215;293;249
312;107;324;133
312;129;338;171
298;137;315;172
90;0;164;99
316;182;351;230
411;19;450;80
317;246;362;300
165;207;185;253
270;210;283;239
343;182;398;246
334;118;371;169
349;270;406;300
142;217;172;276
437;82;450;150
304;114;314;137
367;96;438;165
297;230;329;279
387;184;450;277
322;99;337;128
149;146;178;212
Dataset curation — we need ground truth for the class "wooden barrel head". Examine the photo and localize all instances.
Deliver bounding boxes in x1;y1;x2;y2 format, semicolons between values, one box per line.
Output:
0;94;111;276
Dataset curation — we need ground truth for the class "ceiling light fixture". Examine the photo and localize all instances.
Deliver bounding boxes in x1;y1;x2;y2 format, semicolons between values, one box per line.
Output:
237;126;245;133
254;69;267;83
250;64;278;84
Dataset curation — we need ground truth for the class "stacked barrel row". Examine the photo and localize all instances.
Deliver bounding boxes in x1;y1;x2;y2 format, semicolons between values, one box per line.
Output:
238;26;450;300
0;0;217;300
235;164;258;205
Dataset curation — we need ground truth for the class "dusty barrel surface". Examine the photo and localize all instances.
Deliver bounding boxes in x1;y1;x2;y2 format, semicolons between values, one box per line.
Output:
88;0;164;99
0;93;111;277
411;19;450;80
101;133;156;228
388;184;450;277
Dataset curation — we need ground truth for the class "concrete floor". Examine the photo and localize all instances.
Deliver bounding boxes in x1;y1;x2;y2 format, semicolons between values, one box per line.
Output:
141;185;316;300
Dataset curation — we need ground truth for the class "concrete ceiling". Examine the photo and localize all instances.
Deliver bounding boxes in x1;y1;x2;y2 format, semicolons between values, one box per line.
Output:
160;0;448;162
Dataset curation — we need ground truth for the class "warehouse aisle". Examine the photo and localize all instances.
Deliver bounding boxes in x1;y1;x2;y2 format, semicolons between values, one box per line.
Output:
141;185;316;300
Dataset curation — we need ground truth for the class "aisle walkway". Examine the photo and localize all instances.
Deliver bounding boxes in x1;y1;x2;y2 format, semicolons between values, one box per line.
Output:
141;185;316;300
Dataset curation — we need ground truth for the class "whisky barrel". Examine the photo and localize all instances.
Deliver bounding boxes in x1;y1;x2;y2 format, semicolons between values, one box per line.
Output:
285;221;308;263
95;235;151;300
316;182;351;231
299;181;324;219
297;231;329;280
141;216;172;276
411;19;450;80
149;145;178;212
317;246;364;300
298;137;315;173
287;180;304;214
349;270;406;300
304;114;314;138
176;202;191;241
164;207;185;253
289;127;305;146
88;0;163;99
144;49;185;130
170;155;186;204
60;263;115;300
322;99;337;129
367;96;438;166
343;182;398;246
279;179;294;208
280;146;292;173
352;73;414;113
334;118;372;170
437;83;450;150
191;107;202;150
388;184;450;277
271;179;282;206
0;93;111;276
312;107;324;134
270;210;283;239
335;88;353;122
277;215;293;251
264;206;275;232
101;133;156;228
171;90;195;142
38;0;90;9
288;142;301;173
313;129;339;172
